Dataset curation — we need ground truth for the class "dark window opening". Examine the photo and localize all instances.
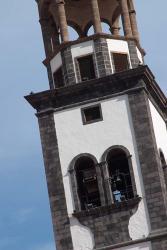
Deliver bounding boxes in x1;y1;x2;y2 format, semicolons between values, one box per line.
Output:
159;149;167;189
160;150;167;169
81;104;103;124
78;55;95;81
107;148;134;202
112;53;129;73
75;157;101;210
53;67;64;88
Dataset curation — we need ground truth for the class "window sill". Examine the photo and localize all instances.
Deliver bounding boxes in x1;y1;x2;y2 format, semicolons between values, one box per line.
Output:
73;197;141;219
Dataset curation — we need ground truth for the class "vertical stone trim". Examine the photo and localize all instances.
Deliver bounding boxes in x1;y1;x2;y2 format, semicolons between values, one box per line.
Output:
128;40;140;68
90;0;102;33
74;58;81;83
94;38;112;78
118;0;132;37
38;113;73;250
47;64;54;89
56;0;69;42
69;168;81;211
61;47;76;86
128;89;167;232
40;19;53;56
102;162;113;205
128;0;140;42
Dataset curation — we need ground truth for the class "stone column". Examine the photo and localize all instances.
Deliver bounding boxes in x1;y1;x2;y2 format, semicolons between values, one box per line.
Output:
118;0;132;37
90;0;102;33
128;0;140;41
56;0;69;42
111;18;120;36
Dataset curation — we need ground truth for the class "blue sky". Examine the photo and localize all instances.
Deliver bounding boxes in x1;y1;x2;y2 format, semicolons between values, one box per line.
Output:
0;1;166;250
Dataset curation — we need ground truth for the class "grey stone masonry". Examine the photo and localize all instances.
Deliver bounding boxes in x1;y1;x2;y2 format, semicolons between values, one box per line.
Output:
46;64;54;89
38;113;73;250
128;40;140;68
61;47;76;86
128;88;167;232
94;38;112;77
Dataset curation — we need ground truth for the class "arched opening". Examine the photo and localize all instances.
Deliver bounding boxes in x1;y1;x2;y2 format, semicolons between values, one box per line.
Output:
85;21;111;36
159;149;167;168
87;25;95;36
75;156;101;210
106;148;134;202
101;21;111;34
68;25;79;41
159;149;167;188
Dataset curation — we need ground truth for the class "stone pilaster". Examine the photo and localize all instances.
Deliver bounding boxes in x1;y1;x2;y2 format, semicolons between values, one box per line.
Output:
128;88;167;233
61;47;76;86
38;113;73;250
94;38;112;77
128;40;140;68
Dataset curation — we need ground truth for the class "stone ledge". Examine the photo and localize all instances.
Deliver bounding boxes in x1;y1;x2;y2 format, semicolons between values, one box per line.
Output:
73;197;141;219
94;227;167;250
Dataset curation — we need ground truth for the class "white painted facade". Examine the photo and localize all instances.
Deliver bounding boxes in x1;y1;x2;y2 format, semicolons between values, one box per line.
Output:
149;100;167;160
50;52;62;73
54;95;150;250
49;38;143;84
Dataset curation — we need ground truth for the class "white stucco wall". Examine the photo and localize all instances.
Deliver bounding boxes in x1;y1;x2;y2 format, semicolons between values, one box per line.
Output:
50;52;62;73
136;47;143;64
54;95;150;249
149;101;167;160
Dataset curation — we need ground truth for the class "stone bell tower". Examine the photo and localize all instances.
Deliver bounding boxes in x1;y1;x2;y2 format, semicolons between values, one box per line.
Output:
26;0;167;250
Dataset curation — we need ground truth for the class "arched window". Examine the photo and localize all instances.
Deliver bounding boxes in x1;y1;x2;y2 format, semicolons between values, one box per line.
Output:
75;156;101;210
68;25;79;41
101;21;111;34
159;149;167;188
106;147;134;202
159;149;167;168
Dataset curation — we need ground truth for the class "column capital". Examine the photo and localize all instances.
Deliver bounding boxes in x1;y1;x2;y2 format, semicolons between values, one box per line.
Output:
56;0;65;4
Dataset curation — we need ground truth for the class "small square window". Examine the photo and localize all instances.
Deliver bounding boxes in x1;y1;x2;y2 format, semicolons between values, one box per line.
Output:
81;104;103;125
77;55;96;82
112;53;130;73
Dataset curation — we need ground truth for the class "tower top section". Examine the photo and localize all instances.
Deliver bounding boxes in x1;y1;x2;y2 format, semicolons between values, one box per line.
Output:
36;0;144;89
37;0;140;52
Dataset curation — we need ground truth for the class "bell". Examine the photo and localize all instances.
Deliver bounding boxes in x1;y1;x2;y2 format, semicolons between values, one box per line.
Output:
116;175;121;182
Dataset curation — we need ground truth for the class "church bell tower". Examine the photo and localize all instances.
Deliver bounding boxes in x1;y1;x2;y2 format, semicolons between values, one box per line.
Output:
26;0;167;249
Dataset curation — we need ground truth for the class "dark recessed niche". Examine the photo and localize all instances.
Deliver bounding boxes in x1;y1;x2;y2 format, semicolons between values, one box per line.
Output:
81;104;103;125
53;67;64;88
112;53;130;73
77;55;96;82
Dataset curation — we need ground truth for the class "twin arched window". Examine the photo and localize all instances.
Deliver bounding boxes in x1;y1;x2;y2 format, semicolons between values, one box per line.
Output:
70;146;136;211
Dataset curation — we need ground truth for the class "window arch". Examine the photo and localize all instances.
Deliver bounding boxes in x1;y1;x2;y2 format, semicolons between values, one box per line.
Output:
159;149;167;168
102;146;137;204
69;154;101;211
159;149;167;188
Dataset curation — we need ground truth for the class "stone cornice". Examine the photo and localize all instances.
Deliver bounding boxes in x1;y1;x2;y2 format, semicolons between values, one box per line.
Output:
25;66;167;119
